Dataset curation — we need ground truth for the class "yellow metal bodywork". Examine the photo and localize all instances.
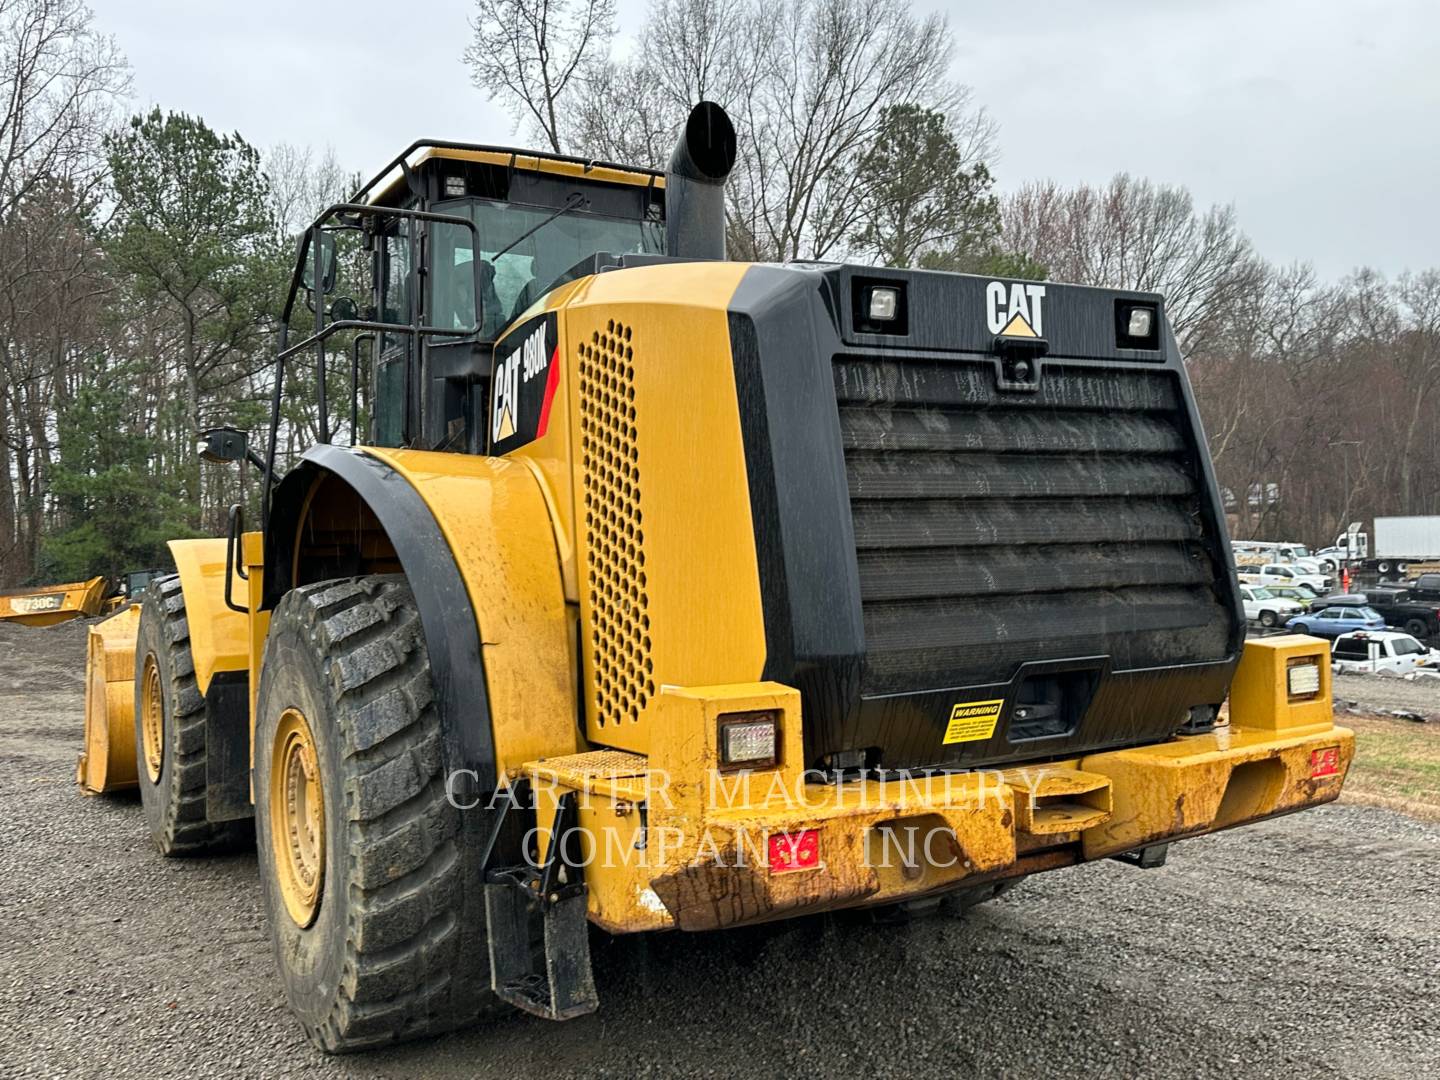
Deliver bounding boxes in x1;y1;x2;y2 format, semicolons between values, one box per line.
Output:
1225;633;1333;731
359;448;580;779
526;636;1352;935
364;146;661;207
166;538;248;696
76;606;143;793
501;261;766;757
1077;634;1353;859
242;530;269;753
0;575;107;626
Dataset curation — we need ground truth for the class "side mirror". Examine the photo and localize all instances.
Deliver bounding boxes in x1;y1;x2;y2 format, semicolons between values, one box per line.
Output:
199;426;249;464
302;230;338;296
330;295;359;322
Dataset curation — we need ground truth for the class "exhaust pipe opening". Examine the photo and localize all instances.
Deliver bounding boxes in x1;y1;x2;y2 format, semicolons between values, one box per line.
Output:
665;101;736;260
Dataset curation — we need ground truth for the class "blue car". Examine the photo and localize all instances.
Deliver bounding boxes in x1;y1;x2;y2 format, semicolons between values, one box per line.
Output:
1286;605;1386;639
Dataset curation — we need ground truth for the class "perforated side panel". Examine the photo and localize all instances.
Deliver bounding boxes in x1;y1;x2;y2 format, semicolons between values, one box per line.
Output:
578;318;655;727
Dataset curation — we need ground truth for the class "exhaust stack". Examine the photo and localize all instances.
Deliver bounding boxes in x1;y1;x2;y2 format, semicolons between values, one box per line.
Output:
665;102;736;260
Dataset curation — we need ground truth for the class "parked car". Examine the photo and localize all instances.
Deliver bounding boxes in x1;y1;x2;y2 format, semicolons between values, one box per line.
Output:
1311;590;1440;642
1267;584;1320;604
1405;572;1440;604
1255;562;1333;593
1286;604;1386;639
1238;585;1304;628
1332;630;1440;675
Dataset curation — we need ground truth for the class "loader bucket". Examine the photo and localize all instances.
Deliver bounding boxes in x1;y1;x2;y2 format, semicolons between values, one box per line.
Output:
0;575;109;626
76;606;142;793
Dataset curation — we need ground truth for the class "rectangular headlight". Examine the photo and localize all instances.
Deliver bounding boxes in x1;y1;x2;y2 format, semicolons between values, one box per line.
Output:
718;711;779;769
868;286;899;321
1287;659;1321;699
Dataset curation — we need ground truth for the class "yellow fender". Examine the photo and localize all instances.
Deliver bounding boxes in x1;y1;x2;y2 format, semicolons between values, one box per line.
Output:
77;606;142;793
166;538;249;695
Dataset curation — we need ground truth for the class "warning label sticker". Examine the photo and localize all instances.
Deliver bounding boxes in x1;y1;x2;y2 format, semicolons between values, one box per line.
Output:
942;699;1005;745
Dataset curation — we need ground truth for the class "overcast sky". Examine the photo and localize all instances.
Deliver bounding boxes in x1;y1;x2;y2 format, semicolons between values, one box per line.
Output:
97;0;1438;280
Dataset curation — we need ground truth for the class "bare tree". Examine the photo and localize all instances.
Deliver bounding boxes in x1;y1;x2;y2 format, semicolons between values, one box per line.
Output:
1000;175;1260;353
0;0;127;581
1381;269;1440;512
560;0;988;263
0;0;128;214
265;142;351;238
465;0;616;153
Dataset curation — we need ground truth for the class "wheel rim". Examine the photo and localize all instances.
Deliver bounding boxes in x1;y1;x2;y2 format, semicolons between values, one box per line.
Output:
270;708;325;928
140;653;164;783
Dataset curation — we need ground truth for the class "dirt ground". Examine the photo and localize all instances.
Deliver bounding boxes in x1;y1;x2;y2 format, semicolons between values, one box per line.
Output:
2;620;1438;1079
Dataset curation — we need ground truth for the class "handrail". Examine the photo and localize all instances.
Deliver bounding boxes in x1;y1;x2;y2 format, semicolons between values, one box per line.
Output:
350;332;375;446
263;202;486;531
224;504;247;613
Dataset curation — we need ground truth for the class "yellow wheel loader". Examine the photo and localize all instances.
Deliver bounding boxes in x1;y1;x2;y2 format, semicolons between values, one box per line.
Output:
1;575;108;626
79;102;1354;1051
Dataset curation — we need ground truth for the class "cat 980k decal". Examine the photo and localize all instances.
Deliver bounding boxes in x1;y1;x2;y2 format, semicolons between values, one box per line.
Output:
490;311;560;455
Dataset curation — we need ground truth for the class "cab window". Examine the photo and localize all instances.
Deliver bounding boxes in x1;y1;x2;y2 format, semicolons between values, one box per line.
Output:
1334;638;1369;659
430;198;664;341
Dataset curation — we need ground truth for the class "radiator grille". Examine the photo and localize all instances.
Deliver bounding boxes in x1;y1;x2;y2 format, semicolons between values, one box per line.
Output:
579;319;654;726
833;355;1230;696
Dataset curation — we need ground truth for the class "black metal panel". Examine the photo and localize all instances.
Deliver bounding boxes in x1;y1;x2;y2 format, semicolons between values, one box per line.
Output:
727;267;866;730
831;263;1167;360
727;263;1244;773
204;672;254;823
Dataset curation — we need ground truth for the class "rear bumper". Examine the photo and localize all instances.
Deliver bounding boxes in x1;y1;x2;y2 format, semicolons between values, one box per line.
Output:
526;637;1352;934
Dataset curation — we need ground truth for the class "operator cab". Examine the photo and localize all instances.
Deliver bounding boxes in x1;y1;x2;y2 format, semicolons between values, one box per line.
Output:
273;142;665;464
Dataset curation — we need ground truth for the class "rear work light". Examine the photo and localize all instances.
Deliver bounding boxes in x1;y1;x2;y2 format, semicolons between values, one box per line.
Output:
1115;300;1160;350
718;710;779;770
1287;658;1321;700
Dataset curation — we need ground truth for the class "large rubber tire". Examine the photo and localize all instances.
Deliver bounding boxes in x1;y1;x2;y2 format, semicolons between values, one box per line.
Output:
1291;623;1310;635
133;576;249;856
1404;618;1430;640
254;576;498;1052
1260;610;1278;628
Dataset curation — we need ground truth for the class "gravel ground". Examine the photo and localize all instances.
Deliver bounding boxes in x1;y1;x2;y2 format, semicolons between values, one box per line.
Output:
2;622;1438;1078
1334;672;1440;718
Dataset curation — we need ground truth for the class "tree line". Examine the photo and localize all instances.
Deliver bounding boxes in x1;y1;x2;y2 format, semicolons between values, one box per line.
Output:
1;0;1435;589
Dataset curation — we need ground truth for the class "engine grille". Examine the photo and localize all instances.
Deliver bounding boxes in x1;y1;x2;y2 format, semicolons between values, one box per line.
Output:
579;318;654;726
833;355;1232;697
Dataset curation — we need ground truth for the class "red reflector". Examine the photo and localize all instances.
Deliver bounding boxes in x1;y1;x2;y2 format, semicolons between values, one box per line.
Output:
767;829;820;873
1310;746;1341;778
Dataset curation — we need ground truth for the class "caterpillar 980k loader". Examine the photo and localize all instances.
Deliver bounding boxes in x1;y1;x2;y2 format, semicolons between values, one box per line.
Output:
78;103;1353;1051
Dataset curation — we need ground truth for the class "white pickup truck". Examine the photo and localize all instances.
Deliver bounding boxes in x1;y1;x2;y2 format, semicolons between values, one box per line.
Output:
1332;630;1440;675
1246;562;1333;594
1238;584;1305;628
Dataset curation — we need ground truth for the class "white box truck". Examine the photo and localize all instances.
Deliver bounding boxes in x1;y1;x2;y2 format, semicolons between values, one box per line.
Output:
1328;516;1440;578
